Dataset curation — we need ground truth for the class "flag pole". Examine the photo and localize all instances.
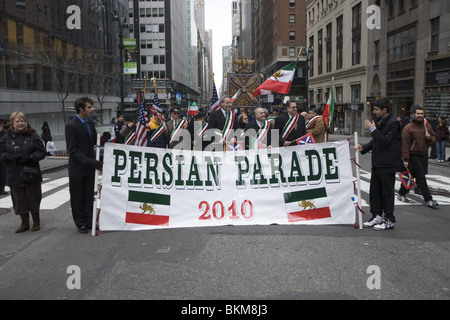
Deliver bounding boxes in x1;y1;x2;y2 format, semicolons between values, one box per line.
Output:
91;133;101;236
354;131;363;229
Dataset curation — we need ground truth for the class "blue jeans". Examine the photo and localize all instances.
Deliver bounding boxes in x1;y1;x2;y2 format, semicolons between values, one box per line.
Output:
436;141;446;161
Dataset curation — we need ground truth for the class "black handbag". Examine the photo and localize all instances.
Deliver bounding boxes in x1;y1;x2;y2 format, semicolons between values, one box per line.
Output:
20;165;40;184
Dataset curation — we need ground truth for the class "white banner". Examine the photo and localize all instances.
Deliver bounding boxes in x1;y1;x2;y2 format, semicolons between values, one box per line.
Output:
99;140;356;231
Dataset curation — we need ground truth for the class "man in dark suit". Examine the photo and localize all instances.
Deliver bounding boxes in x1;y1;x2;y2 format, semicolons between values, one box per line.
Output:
206;96;239;150
244;107;272;149
65;97;102;234
274;100;306;146
165;107;188;149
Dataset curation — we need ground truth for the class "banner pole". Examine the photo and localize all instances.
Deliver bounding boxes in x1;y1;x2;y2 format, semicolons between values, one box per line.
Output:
354;132;363;229
91;134;101;236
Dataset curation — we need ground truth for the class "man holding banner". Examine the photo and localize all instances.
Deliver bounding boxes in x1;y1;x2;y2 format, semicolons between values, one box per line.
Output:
207;96;239;150
354;98;402;230
274;100;306;147
165;107;188;149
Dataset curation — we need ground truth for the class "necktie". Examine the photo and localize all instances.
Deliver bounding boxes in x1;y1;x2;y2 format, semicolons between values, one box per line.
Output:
84;121;91;137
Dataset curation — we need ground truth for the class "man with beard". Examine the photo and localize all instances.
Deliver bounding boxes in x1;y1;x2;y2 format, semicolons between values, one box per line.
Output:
397;105;438;208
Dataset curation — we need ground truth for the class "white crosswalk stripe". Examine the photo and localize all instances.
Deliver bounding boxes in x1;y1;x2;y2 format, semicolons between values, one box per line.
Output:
0;176;102;211
354;169;450;207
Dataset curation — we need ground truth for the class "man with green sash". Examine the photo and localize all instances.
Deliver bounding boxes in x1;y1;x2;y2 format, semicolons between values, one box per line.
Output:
207;96;239;150
274;100;306;147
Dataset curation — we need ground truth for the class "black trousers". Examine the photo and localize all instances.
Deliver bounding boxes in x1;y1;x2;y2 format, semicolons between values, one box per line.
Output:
369;168;396;222
69;174;95;229
399;154;432;202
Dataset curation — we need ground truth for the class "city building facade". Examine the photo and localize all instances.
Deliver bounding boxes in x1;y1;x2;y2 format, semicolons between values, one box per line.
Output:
367;0;450;120
307;0;369;135
0;0;128;136
252;0;307;110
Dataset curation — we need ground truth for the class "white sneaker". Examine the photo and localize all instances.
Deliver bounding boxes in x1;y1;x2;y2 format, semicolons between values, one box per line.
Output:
373;219;395;230
363;215;384;228
397;194;409;203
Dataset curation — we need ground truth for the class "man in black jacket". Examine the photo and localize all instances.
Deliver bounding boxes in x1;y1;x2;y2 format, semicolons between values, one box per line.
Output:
274;100;306;147
244;107;272;149
65;97;102;234
206;96;239;150
354;98;402;230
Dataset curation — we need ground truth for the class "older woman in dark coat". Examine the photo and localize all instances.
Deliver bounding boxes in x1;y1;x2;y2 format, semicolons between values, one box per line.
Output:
0;112;46;232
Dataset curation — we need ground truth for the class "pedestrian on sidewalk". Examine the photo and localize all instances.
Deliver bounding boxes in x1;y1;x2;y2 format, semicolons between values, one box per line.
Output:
435;116;449;163
41;121;53;156
0;112;46;232
65;97;103;234
354;98;402;230
0;118;7;196
397;106;438;208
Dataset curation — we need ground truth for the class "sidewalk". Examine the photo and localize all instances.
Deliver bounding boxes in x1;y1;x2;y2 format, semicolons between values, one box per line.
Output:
40;137;68;174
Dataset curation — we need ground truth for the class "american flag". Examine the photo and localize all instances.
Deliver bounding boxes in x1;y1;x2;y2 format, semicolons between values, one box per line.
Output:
151;92;165;122
135;102;149;147
153;92;162;113
210;80;220;112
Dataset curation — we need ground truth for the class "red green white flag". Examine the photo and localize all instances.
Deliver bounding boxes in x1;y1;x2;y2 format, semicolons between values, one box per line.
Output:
125;191;171;226
284;187;331;222
252;60;298;97
322;79;335;128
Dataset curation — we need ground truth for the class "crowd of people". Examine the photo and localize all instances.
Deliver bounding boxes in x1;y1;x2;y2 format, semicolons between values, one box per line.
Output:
0;95;449;234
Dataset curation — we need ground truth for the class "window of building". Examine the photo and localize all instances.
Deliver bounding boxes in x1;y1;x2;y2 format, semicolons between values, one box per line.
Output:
326;23;332;73
335;86;343;103
289;47;296;57
351;84;361;103
336;15;343;70
388;0;395;19
289;31;296;41
351;4;361;65
374;40;380;65
309;36;314;77
318;29;323;74
387;27;416;62
431;17;440;51
289;14;296;24
399;0;406;15
289;0;295;8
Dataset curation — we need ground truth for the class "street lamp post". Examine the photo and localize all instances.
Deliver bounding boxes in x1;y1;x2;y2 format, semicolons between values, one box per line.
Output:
113;10;126;115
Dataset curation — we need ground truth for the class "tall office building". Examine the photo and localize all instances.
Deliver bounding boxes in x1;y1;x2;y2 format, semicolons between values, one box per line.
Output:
0;0;128;135
253;0;307;109
129;0;208;108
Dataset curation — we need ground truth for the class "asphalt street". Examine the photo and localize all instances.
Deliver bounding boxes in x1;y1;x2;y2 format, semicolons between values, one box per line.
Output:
1;135;450;305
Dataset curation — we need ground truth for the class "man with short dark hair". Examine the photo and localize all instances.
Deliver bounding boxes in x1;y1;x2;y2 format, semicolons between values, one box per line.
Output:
65;97;102;234
398;106;438;208
354;97;402;230
207;96;239;150
274;100;306;146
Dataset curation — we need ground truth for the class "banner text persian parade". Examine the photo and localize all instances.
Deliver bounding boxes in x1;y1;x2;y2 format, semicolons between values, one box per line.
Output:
99;140;356;231
110;145;341;192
